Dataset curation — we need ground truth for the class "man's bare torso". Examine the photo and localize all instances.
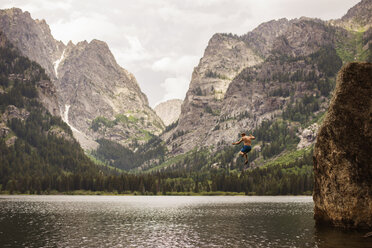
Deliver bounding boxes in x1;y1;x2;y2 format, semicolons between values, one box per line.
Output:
242;136;253;146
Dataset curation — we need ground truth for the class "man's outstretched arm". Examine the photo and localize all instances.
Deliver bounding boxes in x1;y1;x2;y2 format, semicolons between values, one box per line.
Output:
249;134;256;140
232;138;243;145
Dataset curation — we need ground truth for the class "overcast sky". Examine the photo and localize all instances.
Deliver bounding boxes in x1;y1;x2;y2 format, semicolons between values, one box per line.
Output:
0;0;360;107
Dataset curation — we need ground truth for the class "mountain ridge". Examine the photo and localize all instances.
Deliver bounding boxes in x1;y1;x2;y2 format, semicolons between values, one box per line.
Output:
0;1;370;174
153;0;371;172
0;8;164;150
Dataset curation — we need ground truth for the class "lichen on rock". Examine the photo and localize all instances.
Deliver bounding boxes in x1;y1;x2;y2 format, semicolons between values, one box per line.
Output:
313;62;372;229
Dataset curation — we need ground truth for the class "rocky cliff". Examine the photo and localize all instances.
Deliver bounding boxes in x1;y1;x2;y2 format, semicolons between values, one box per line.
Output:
330;0;372;31
163;0;371;162
0;29;60;117
0;8;64;78
313;62;372;229
242;18;293;57
55;39;164;149
154;99;183;126
0;32;109;193
0;9;61;117
166;20;341;155
0;30;71;145
164;33;263;153
0;8;164;150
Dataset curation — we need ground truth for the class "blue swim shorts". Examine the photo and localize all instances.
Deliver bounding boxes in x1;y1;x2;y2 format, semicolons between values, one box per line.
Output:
241;145;252;154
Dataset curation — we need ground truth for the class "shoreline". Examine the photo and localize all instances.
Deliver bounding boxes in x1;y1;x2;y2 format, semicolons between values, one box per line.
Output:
0;190;312;196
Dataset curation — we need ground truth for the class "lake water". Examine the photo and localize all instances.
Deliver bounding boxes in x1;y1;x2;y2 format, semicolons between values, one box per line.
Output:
0;195;370;248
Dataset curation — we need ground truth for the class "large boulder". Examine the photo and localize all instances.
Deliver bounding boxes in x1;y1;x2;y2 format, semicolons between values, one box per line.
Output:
313;62;372;229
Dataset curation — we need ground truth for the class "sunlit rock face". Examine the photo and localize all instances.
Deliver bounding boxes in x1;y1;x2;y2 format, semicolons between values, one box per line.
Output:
154;99;183;126
0;8;65;78
0;9;61;117
166;18;339;154
164;0;372;156
0;8;164;150
166;33;263;154
313;62;372;229
55;39;164;149
0;31;72;146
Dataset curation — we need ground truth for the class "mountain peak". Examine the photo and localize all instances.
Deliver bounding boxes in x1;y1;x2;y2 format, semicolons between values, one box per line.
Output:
0;7;65;77
331;0;372;30
165;0;371;157
242;18;292;57
252;18;289;32
35;18;52;34
90;39;108;47
342;0;372;20
0;6;164;150
76;40;88;47
67;40;74;47
1;7;27;17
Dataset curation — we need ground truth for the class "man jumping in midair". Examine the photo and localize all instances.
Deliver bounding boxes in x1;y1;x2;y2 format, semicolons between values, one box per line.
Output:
232;133;255;164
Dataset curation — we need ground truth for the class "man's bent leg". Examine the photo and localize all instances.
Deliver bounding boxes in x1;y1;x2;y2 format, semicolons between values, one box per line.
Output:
244;153;248;164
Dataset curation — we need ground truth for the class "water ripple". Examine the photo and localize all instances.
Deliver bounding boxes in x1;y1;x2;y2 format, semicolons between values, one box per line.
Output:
0;195;369;248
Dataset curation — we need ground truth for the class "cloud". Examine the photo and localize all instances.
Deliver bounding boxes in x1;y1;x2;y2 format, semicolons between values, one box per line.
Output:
152;55;199;75
112;36;151;68
0;0;72;13
158;77;190;105
150;56;198;106
50;13;117;44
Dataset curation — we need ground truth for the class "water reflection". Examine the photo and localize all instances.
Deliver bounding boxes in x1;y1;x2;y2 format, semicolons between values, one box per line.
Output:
314;225;371;248
0;195;369;247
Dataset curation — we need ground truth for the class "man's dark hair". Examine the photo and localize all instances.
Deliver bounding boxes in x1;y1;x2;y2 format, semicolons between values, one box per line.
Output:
241;132;246;136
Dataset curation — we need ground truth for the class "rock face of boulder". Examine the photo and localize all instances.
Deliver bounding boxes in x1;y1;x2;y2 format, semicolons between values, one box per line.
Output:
313;62;372;229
